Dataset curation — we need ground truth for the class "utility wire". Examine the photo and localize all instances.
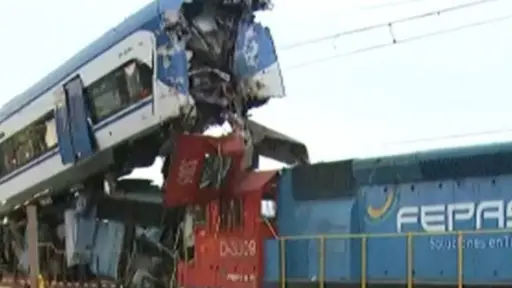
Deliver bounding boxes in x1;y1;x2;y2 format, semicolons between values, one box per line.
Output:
279;0;501;51
270;0;512;149
283;12;512;71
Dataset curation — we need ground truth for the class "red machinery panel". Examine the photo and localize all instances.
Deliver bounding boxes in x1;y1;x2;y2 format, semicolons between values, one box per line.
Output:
177;170;279;288
164;133;247;207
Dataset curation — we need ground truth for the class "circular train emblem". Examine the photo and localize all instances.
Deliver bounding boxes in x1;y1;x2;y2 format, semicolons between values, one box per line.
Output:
364;187;399;223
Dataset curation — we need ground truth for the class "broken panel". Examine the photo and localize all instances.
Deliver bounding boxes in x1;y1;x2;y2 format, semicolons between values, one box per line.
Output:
64;207;97;267
233;20;285;103
89;220;125;279
164;133;247;207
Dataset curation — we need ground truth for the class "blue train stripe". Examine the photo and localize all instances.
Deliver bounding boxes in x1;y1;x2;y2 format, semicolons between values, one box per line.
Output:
0;98;152;185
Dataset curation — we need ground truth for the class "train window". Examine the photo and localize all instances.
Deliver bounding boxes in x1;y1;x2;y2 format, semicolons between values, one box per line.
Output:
124;62;151;101
0;112;58;178
0;139;15;176
44;117;58;149
87;60;152;123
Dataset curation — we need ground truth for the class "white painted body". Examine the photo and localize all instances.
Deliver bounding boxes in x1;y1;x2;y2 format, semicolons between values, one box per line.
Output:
0;30;193;205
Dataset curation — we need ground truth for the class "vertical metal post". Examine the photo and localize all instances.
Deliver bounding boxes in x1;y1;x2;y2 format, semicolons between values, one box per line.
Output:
361;236;367;288
457;232;463;288
407;233;413;288
319;236;325;288
280;238;286;288
27;205;39;288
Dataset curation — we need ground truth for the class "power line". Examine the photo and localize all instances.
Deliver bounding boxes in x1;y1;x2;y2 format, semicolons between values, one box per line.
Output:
279;0;501;51
268;1;512;151
283;12;512;71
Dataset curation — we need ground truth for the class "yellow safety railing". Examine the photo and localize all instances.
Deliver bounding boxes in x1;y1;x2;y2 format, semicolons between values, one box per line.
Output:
277;229;512;288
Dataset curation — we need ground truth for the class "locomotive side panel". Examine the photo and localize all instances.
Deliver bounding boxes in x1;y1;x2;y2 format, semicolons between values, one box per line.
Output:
268;151;512;285
265;165;358;283
361;175;512;284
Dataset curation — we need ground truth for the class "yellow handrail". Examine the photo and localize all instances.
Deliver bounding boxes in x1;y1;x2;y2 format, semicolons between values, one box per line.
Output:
275;229;512;287
361;236;367;288
319;236;325;288
457;232;463;288
278;227;512;240
280;238;286;288
407;232;413;288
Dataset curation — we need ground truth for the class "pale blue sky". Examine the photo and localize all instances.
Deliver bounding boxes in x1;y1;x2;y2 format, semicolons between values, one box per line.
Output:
1;0;512;181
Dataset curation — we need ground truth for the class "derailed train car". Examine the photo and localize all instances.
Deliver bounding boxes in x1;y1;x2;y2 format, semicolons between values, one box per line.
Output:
0;0;292;212
0;0;310;286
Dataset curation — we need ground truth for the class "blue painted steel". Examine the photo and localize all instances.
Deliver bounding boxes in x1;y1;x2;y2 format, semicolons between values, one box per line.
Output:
267;141;512;284
265;170;358;282
156;33;189;95
361;175;512;284
90;220;126;279
233;20;276;81
66;207;98;266
353;141;512;185
55;97;75;164
233;19;285;102
264;239;280;283
64;77;95;161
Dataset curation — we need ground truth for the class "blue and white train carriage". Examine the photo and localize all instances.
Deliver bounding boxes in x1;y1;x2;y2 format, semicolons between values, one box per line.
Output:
0;0;289;212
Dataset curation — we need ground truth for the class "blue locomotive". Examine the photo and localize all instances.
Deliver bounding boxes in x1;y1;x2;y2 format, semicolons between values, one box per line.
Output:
265;141;512;286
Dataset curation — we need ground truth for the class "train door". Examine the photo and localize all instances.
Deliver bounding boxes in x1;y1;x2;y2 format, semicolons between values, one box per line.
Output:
55;86;74;164
154;40;191;122
55;76;96;164
233;21;286;100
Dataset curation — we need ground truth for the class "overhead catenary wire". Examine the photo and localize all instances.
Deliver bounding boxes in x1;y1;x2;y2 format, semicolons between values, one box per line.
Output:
278;0;501;51
281;10;512;150
283;12;512;71
269;0;512;153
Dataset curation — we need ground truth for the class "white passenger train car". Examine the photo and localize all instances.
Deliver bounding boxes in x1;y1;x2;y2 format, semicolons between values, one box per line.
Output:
0;0;288;212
